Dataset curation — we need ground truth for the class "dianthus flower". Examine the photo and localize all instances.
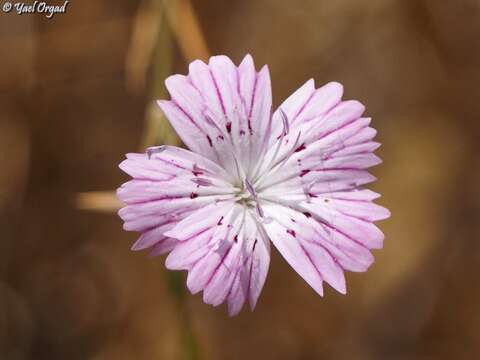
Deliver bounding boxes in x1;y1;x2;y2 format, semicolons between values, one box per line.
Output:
117;55;390;315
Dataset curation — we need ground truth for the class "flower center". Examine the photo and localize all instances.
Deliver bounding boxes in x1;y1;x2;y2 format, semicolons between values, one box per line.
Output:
235;178;266;219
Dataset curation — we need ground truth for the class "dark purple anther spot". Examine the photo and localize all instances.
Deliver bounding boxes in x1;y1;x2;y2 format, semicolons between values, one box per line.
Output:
286;229;296;238
192;164;204;176
300;169;310;177
217;216;224;225
226;122;232;133
294;143;306;153
190;192;198;199
240;129;245;136
206;135;213;147
217;135;225;141
234;235;238;243
303;212;312;218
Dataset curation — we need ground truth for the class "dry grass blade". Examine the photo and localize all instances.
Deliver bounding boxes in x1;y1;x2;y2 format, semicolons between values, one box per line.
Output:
76;191;122;213
78;0;210;213
164;0;210;62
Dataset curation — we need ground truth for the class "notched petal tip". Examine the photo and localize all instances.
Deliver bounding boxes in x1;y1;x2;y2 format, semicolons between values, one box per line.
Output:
377;206;391;221
131;238;147;251
240;53;254;68
259;64;270;76
164;73;188;89
118;159;129;173
314;283;325;297
330;273;347;295
324;81;344;94
344;99;366;115
208;54;235;66
165;252;185;270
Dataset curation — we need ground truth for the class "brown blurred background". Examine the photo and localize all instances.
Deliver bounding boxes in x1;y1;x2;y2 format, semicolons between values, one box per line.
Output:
1;0;480;359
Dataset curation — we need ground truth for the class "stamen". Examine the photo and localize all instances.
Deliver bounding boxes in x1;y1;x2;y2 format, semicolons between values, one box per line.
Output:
146;146;167;159
302;180;316;202
250;108;290;181
279;108;289;136
245;178;257;199
245;178;266;219
269;130;302;174
289;131;302;157
256;203;264;218
204;113;217;127
231;151;245;181
190;178;212;187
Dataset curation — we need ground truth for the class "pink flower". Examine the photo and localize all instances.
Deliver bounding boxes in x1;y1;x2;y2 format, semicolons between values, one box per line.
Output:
117;54;390;315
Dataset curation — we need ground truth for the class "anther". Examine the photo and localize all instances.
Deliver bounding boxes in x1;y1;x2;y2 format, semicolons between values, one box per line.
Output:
245;178;257;199
245;178;266;219
256;203;264;218
146;146;167;159
190;177;212;187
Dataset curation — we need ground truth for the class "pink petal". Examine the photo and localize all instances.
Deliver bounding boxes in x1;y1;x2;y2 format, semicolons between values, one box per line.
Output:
262;202;385;294
164;201;235;241
301;200;385;249
165;205;270;315
262;205;326;295
326;197;391;222
157;100;218;161
165;227;216;270
304;170;377;194
149;237;178;257
269;80;343;144
117;146;236;252
131;222;176;250
158;55;273;176
301;100;366;145
293;82;344;125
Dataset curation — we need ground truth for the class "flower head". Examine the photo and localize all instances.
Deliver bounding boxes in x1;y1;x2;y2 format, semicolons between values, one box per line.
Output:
117;54;390;315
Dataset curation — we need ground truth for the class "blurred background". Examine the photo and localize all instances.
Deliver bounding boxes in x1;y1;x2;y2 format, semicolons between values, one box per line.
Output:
1;0;480;359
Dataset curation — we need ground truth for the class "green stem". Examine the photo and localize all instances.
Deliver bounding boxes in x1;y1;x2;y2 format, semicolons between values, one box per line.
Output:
166;271;201;360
